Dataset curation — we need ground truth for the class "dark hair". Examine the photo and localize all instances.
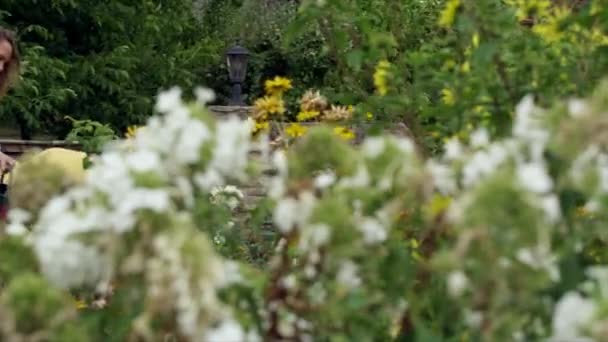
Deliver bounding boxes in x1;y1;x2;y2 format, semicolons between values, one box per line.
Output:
0;28;20;97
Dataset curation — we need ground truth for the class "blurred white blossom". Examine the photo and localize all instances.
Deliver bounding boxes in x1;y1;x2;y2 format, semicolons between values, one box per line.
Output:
550;292;595;342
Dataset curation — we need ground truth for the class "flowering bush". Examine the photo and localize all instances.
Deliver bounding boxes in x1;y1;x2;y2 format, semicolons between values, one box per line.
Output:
3;79;608;340
287;0;608;154
251;76;358;146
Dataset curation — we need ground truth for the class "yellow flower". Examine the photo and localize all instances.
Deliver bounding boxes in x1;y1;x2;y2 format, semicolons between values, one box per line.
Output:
427;195;452;217
439;0;460;28
75;299;88;310
507;0;551;21
285;123;307;138
125;125;139;138
366;112;374;120
296;110;321;122
441;88;456;106
252;120;269;135
373;60;391;96
461;61;470;73
409;238;423;261
264;76;292;96
253;96;285;120
590;28;608;46
575;206;595;219
333;126;355;141
442;59;457;71
472;33;480;48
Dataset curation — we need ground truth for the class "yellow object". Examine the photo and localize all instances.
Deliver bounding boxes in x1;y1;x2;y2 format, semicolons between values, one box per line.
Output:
333;126;356;141
126;125;140;138
264;76;292;96
373;60;391;96
285;123;308;138
6;148;87;184
75;298;88;310
438;0;461;28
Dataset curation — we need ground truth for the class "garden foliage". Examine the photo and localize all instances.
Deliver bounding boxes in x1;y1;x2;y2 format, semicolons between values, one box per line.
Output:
1;1;608;341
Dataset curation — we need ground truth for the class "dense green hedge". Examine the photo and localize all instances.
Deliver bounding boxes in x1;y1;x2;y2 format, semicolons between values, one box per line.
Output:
0;0;223;138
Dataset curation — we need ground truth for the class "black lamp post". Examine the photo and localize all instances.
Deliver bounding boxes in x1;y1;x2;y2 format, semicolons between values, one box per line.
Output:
226;45;250;106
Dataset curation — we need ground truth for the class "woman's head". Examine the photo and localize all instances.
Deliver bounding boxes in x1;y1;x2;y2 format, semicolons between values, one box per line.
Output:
0;28;19;97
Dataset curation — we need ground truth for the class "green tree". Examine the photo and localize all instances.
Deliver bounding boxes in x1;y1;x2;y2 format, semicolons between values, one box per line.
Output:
0;0;222;138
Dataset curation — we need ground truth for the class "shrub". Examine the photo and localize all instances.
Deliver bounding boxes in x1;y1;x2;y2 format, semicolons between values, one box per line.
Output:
1;78;608;339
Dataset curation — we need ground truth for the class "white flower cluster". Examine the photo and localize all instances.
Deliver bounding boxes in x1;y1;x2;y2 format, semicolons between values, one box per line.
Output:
263;134;419;338
549;266;608;342
7;87;254;338
429;95;561;223
210;185;245;210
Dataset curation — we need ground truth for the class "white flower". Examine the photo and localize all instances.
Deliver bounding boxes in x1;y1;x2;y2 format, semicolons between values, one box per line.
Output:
86;152;134;199
513;95;549;145
6;222;28;236
462;149;505;187
586;266;608;298
338;164;370;188
273;192;316;234
273;199;298;234
217;261;243;287
517;162;553;194
464;309;483;329
6;208;31;236
362;137;386;158
568;99;589;118
540;194;561;223
444;137;463;161
314;171;336;189
126;149;162;173
34;236;108;289
194;169;225;191
358;217;387;244
299;223;331;252
395;137;415;154
272;150;288;176
597;153;608;192
447;270;469;298
516;246;560;282
550;292;595;342
336;260;361;289
175;120;211;164
117;189;171;225
210;117;251;178
427;160;456;194
195;87;216;105
470;128;489;148
155;87;183;113
210;185;244;210
204;319;246;342
40;196;72;219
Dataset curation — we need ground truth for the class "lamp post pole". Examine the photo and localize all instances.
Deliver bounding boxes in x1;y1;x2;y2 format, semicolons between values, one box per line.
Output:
225;45;250;106
230;82;243;106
